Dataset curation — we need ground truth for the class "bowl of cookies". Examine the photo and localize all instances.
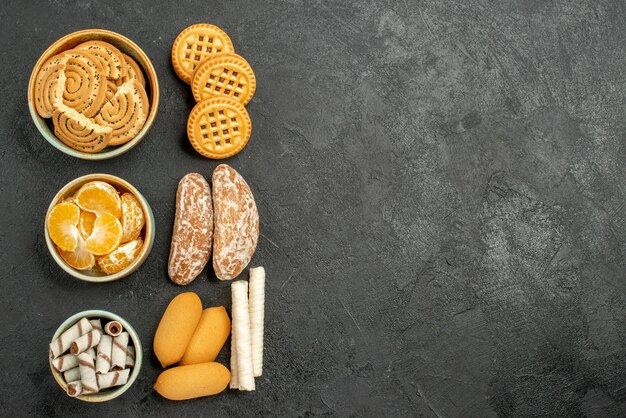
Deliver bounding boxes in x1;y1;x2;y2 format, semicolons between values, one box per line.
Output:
44;174;154;282
49;310;142;402
28;29;159;160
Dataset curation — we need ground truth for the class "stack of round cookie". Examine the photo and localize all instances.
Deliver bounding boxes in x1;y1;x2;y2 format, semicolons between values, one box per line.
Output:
34;41;150;153
171;24;256;159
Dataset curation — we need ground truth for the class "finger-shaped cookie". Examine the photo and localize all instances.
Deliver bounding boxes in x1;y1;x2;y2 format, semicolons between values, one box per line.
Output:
62;50;107;117
171;23;234;84
53;105;112;153
34;53;67;118
95;79;149;146
187;97;252;159
191;53;256;105
74;40;127;80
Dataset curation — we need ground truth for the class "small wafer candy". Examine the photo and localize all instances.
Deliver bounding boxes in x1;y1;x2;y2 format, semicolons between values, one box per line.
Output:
50;317;93;359
191;52;256;105
104;320;123;337
64;367;81;383
232;280;255;391
51;352;78;372
34;53;67;118
78;352;98;394
75;41;127;80
94;79;149;146
70;329;102;355
171;23;234;84
67;381;83;397
89;319;102;331
97;368;130;390
62;50;107;117
249;267;265;377
96;334;113;374
52;105;112;153
125;346;135;369
111;332;129;370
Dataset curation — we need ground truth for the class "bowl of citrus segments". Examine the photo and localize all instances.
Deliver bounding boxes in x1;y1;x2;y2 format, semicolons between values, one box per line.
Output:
45;174;154;282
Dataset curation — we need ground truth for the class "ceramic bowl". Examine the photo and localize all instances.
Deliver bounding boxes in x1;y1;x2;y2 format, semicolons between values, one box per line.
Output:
49;310;142;402
44;173;154;282
27;29;160;160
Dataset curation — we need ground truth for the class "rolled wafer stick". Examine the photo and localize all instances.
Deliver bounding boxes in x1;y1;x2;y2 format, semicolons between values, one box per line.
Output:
67;381;82;397
232;281;255;391
104;321;123;337
96;335;113;374
70;329;102;355
230;329;238;389
97;368;130;390
125;345;135;369
111;332;129;370
64;367;81;383
249;267;265;377
50;317;93;359
51;353;78;372
78;352;98;394
89;319;102;331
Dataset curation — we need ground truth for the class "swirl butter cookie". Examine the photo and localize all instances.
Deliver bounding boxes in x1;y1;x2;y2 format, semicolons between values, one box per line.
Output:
191;53;256;105
52;105;112;153
34;53;67;118
171;24;234;84
95;79;149;146
187;97;251;159
62;50;107;117
74;40;127;80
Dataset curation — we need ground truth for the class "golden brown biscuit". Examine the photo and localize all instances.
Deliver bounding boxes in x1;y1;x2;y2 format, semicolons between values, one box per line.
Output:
74;40;127;80
187;97;252;159
62;50;107;117
171;24;234;84
191;52;256;105
52;105;112;153
34;53;67;118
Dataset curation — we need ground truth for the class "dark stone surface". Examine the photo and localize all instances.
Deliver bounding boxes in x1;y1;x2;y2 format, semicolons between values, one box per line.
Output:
1;0;625;416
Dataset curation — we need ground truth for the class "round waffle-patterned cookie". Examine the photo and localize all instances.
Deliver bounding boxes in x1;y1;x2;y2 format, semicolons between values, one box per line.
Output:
75;40;127;80
171;24;234;84
62;50;107;117
95;79;149;146
187;97;252;159
191;52;256;105
52;105;112;153
34;53;68;118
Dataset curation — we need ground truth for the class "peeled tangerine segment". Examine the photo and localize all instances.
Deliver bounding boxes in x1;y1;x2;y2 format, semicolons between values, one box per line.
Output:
85;213;123;256
47;201;80;251
97;238;143;274
120;193;145;243
154;363;230;400
180;307;231;365
58;236;95;270
77;211;96;239
153;293;202;367
74;181;122;218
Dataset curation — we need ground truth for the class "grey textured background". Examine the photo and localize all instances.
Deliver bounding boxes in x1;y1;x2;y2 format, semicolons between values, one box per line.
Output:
1;0;625;416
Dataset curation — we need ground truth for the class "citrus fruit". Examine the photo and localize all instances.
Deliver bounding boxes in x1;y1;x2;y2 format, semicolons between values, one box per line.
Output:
74;181;122;218
85;212;123;255
58;236;95;270
77;210;97;239
47;201;80;251
97;238;143;274
120;193;145;242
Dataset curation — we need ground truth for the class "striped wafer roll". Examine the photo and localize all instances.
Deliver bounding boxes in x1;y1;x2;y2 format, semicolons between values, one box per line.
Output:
67;381;83;397
62;50;107;117
64;367;81;383
78;352;98;394
104;321;123;337
249;266;265;377
96;334;113;374
34;53;67;118
51;352;78;372
94;79;149;146
89;319;102;331
124;345;135;369
232;280;255;391
70;329;102;355
97;368;130;390
52;105;112;153
111;332;129;370
75;41;127;80
50;317;93;359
